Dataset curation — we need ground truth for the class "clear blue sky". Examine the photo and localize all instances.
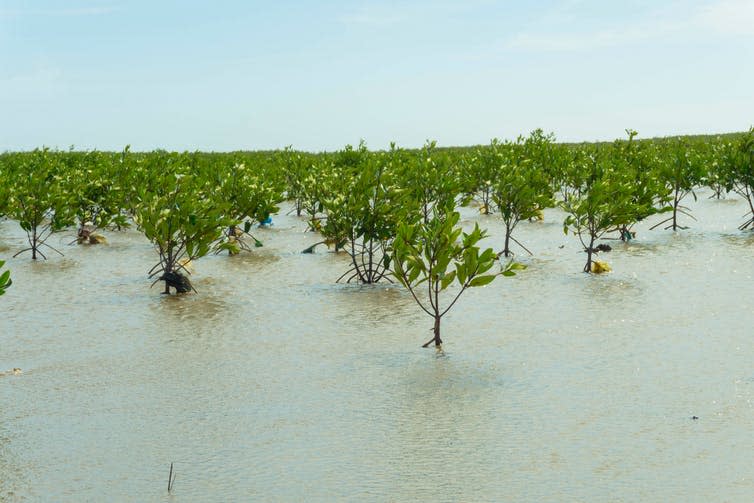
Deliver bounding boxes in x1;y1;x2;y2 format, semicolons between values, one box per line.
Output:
1;0;752;151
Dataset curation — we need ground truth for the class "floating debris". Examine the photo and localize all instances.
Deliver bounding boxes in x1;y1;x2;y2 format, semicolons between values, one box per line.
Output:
591;260;612;274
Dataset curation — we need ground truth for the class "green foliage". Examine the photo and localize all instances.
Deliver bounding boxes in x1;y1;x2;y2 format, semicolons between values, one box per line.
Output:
0;260;11;296
561;146;641;273
611;130;670;240
297;158;331;233
134;165;234;294
400;141;463;223
649;137;706;231
318;143;410;282
489;135;555;257
5;148;74;260
722;127;754;229
392;207;523;348
61;149;130;243
0;129;750;301
211;160;284;254
458;149;495;214
281;147;315;217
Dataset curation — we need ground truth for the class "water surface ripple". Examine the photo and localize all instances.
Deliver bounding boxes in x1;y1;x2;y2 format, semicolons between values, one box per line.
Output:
2;193;754;501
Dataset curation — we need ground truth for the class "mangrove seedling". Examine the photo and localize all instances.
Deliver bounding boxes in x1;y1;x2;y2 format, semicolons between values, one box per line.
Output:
650;138;705;231
722;128;754;230
63;149;130;245
6;148;73;260
392;207;523;349
612;130;669;241
212;161;282;255
489;138;553;257
323;144;408;283
562;149;639;273
135;173;233;294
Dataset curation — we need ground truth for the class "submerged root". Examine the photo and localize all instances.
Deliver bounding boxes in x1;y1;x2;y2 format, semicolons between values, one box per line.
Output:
586;243;612;254
159;271;194;294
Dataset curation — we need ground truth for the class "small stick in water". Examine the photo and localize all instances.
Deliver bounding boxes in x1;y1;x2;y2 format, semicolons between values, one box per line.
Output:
168;462;175;492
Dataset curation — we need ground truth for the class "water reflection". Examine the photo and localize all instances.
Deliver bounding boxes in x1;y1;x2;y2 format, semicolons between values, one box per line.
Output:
578;274;644;308
149;291;231;324
721;232;754;249
329;283;412;326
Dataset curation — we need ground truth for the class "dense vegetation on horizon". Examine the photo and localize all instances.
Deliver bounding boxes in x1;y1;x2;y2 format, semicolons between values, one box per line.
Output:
1;127;752;346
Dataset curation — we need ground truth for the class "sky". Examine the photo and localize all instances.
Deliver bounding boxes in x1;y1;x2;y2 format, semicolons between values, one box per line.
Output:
1;0;752;151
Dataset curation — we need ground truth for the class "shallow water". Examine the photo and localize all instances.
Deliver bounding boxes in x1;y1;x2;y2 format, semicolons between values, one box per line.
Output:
2;191;753;502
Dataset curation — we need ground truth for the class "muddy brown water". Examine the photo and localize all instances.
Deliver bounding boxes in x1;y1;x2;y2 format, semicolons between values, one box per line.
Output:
2;192;754;501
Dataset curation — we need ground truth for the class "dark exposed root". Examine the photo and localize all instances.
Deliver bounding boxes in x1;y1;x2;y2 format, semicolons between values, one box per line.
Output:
155;271;195;294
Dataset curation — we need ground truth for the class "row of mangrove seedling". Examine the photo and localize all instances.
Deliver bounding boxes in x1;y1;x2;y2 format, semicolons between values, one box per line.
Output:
0;128;752;347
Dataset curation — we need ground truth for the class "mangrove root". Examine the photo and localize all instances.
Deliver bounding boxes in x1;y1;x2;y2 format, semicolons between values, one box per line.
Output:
159;271;194;294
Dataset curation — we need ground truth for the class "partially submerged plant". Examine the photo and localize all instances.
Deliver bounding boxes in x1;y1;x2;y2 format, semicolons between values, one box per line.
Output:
212;161;282;255
135;172;232;294
281;147;313;217
650;138;705;231
6;148;73;260
392;207;523;349
722;128;754;230
489;137;553;257
612;130;669;241
63;150;129;245
322;144;407;283
562;148;639;273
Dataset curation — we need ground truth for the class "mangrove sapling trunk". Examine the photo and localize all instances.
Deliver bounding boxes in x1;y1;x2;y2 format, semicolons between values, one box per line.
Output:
498;220;533;258
13;219;65;260
426;315;442;348
584;234;595;274
649;186;697;231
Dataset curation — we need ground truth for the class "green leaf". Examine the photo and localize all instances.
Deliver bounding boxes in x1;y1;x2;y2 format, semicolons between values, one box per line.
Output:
440;270;457;289
469;274;496;287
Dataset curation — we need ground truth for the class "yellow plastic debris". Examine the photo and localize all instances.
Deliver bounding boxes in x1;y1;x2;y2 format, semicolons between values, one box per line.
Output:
591;260;612;274
89;233;107;244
